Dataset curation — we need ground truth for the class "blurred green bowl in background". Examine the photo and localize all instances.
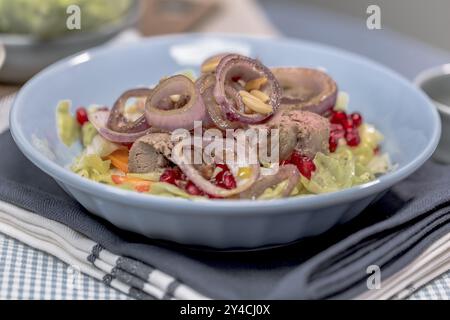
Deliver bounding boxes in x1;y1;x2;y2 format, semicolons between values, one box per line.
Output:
0;0;140;84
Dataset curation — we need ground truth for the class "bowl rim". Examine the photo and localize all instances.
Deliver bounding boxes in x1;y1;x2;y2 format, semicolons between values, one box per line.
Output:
9;33;442;215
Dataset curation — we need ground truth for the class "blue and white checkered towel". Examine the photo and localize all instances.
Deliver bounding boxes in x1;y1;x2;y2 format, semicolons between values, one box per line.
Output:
0;93;206;299
0;199;208;300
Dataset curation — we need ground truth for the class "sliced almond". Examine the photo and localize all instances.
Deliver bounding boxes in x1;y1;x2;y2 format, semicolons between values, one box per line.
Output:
250;89;270;103
238;79;247;87
239;90;254;100
201;58;221;73
239;91;273;114
170;94;181;103
245;77;268;91
244;105;254;114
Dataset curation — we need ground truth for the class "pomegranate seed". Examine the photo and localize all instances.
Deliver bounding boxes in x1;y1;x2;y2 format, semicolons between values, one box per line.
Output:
346;130;361;147
160;168;182;185
342;117;354;130
186;181;204;196
223;171;236;189
330;123;344;132
216;164;229;172
225;174;237;189
217;171;237;189
215;164;236;189
329;123;346;153
332;129;345;141
290;151;303;164
329;136;338;153
285;151;316;179
351;112;363;127
374;146;380;155
331;123;345;138
215;164;229;182
231;75;242;82
330;111;347;125
215;171;224;184
76;107;89;126
298;156;316;180
123;142;133;150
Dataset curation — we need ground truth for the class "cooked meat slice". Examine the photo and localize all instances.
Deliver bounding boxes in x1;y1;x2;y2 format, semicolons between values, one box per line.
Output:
265;110;330;160
289;110;330;158
128;133;174;173
278;125;298;161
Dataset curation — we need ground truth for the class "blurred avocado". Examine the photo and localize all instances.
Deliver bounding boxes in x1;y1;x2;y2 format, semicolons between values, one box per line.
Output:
0;0;133;39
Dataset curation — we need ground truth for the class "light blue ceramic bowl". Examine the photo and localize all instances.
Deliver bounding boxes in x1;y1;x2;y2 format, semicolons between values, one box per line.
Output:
10;34;441;249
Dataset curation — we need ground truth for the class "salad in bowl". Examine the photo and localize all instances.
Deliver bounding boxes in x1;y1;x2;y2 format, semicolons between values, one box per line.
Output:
56;53;392;201
11;34;439;247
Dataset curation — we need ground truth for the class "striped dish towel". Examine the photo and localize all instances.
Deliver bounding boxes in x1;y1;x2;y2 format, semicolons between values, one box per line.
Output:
0;200;208;300
357;233;450;299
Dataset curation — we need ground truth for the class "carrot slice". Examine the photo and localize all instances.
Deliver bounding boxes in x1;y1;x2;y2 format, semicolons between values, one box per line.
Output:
111;175;126;184
107;149;129;173
134;182;151;193
111;175;151;193
111;174;148;184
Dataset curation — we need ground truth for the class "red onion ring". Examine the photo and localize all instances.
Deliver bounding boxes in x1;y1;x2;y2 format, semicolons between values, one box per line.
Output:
196;75;243;130
271;68;338;115
107;88;152;133
214;54;282;124
171;140;260;198
88;110;157;143
145;75;207;131
240;164;300;199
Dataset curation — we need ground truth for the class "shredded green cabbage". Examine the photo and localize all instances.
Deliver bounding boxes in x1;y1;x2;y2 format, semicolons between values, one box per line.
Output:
71;154;111;182
127;172;162;182
334;91;350;111
301;151;357;194
56;100;80;147
300;123;390;194
81;122;97;147
367;154;392;175
258;180;290;200
149;182;196;199
348;123;384;165
86;134;120;158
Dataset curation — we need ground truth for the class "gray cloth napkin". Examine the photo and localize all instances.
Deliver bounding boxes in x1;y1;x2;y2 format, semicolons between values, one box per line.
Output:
1;130;450;299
